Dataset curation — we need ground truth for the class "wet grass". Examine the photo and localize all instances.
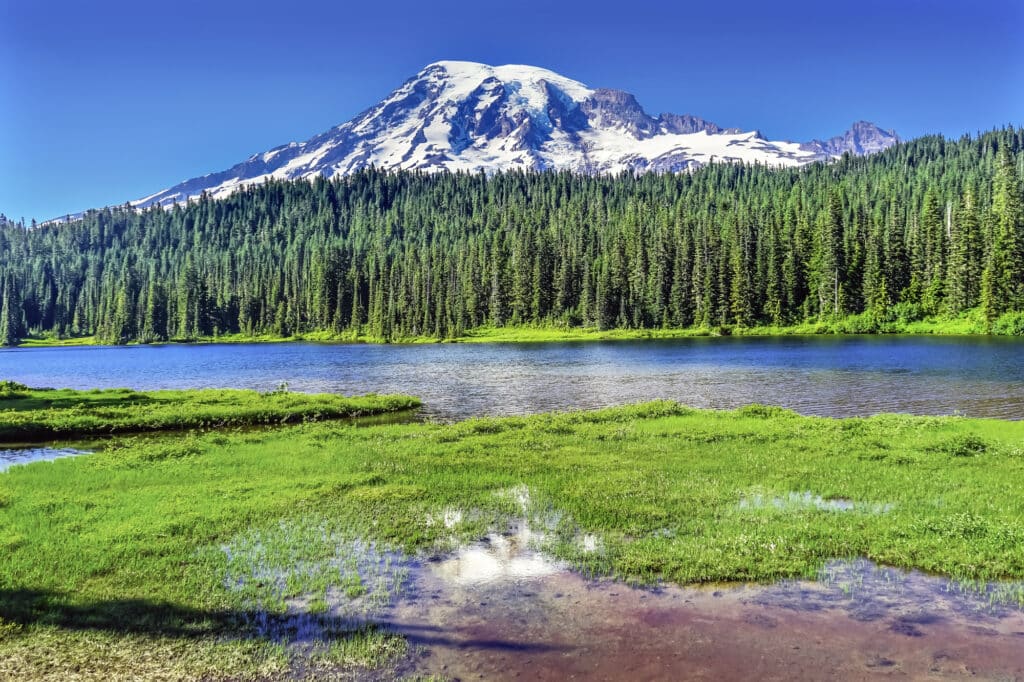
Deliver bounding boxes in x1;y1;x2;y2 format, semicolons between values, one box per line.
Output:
3;399;1024;677
0;382;420;441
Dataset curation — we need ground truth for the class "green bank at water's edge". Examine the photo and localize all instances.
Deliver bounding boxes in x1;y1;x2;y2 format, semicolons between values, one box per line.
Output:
2;399;1024;678
13;306;1024;347
0;381;420;441
452;308;1007;342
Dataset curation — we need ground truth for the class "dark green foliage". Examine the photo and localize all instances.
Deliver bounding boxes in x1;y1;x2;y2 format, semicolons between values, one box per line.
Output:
0;274;22;346
931;434;990;458
946;190;983;314
991;311;1024;335
1;128;1022;343
984;148;1024;321
0;381;29;399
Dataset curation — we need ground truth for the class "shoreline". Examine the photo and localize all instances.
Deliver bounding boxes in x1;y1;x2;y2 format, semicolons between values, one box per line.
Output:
10;310;1017;349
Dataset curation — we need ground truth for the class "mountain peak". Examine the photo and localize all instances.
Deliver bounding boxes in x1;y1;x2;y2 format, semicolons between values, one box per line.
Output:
801;121;900;157
415;60;595;107
103;62;899;214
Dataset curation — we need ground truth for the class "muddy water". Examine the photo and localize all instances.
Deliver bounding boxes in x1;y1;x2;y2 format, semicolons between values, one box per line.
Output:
383;535;1024;680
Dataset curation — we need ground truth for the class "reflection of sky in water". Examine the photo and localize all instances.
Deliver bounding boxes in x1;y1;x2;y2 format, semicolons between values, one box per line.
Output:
738;491;893;514
0;447;88;472
2;336;1024;419
756;558;1024;621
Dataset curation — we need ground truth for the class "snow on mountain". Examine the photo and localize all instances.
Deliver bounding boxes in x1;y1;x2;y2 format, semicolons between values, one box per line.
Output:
117;61;900;211
800;120;901;157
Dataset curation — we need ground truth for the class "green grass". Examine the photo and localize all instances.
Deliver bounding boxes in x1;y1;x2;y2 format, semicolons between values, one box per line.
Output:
3;399;1024;677
14;306;1024;348
15;335;99;347
0;382;420;441
454;308;1014;342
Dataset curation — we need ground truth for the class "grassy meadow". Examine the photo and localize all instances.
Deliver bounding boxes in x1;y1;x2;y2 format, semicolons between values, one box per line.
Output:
2;395;1024;678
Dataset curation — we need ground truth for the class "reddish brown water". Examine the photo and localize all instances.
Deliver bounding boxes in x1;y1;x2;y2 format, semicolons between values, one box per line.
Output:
382;536;1024;680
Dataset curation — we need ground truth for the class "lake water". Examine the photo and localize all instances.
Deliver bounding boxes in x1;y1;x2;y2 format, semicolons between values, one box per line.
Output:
2;335;1024;419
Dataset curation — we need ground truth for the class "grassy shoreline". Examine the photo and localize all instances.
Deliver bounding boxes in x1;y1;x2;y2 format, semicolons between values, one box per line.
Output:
3;397;1024;677
0;383;420;441
11;307;1023;348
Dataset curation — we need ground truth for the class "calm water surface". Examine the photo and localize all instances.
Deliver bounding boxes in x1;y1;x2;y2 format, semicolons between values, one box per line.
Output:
1;336;1023;419
387;529;1024;680
0;447;89;472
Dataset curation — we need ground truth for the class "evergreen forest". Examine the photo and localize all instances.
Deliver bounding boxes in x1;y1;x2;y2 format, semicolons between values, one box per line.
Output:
0;127;1022;346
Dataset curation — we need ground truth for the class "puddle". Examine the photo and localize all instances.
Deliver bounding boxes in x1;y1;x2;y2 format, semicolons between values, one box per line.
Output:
223;504;1024;679
379;529;1024;680
739;490;893;514
0;447;90;472
221;520;413;646
755;559;1024;624
424;507;465;529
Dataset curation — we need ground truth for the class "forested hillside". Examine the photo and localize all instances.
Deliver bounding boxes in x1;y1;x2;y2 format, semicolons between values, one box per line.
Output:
1;128;1022;345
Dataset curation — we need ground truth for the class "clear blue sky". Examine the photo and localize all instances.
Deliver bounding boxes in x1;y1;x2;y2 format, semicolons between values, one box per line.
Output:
2;0;1021;222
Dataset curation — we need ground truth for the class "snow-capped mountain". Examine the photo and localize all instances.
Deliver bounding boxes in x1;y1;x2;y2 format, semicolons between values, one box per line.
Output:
130;61;899;210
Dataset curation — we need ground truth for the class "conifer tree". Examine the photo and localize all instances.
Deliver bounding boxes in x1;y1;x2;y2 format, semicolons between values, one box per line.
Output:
946;191;982;314
0;275;21;347
988;149;1024;315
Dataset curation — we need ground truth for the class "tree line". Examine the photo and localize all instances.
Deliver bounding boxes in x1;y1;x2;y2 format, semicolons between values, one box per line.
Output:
0;127;1021;346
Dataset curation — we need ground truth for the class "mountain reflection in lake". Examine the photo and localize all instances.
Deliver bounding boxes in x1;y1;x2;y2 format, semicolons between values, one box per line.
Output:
4;335;1024;420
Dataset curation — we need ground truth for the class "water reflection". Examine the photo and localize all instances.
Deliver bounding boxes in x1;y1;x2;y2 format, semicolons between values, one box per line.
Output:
3;336;1024;420
738;491;894;514
431;523;566;586
388;537;1024;680
0;447;89;472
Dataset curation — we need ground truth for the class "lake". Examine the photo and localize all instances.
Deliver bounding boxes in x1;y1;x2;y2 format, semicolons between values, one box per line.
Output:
2;335;1024;420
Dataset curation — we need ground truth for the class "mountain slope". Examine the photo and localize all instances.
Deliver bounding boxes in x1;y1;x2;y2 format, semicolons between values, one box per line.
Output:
130;61;899;209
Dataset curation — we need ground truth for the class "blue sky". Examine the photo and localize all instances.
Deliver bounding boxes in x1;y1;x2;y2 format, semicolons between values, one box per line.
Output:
2;0;1021;222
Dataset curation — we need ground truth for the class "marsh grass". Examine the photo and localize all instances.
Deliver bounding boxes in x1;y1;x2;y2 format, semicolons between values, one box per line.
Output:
221;517;411;640
0;385;420;441
4;400;1024;677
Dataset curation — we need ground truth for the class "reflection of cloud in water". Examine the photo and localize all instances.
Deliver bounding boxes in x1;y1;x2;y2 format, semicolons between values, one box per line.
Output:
433;524;566;586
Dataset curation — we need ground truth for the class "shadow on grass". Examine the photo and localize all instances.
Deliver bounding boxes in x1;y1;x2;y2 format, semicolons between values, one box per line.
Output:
0;588;243;638
0;589;572;654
